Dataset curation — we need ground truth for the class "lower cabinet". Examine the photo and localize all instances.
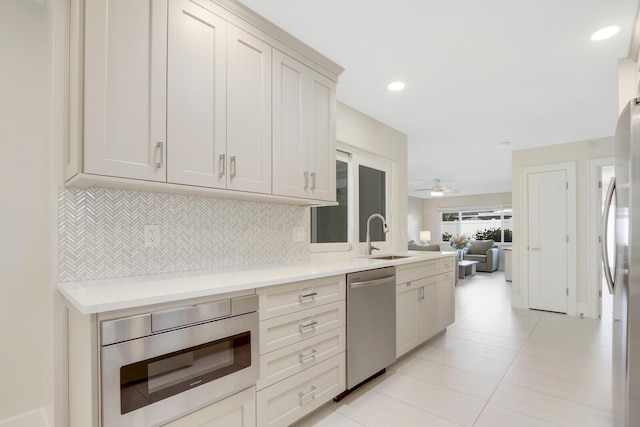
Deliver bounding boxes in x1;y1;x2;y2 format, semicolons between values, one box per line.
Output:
396;277;437;357
436;271;455;329
163;386;256;427
256;354;345;427
396;256;455;358
256;276;346;427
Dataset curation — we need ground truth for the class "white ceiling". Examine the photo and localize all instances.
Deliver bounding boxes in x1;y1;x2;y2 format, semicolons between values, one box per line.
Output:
238;0;638;198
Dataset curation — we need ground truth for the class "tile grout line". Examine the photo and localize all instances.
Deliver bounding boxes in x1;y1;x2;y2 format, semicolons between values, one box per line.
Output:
470;304;545;426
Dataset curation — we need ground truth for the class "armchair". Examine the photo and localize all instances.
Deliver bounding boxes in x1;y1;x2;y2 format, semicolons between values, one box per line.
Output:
463;240;498;272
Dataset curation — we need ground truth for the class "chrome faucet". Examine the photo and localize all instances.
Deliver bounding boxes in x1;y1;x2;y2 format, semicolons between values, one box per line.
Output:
365;213;389;255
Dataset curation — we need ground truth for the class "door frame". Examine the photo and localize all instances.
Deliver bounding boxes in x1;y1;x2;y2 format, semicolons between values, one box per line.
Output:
519;162;576;315
587;157;615;318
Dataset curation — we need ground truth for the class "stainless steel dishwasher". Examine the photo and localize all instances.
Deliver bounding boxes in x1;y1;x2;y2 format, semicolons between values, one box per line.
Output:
344;266;396;393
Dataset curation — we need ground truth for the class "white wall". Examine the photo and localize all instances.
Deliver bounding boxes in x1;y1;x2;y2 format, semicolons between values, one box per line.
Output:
335;102;409;253
0;1;54;425
407;196;425;243
511;137;614;310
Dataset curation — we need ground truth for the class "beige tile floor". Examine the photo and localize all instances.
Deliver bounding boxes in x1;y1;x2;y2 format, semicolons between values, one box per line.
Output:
294;271;616;427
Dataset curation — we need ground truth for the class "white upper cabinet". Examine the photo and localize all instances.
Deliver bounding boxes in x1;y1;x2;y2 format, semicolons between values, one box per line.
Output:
308;70;336;201
167;0;227;188
68;0;342;204
272;51;336;201
83;0;167;181
226;26;272;194
167;1;271;193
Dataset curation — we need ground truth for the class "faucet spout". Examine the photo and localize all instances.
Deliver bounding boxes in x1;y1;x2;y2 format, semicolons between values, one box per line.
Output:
365;213;389;255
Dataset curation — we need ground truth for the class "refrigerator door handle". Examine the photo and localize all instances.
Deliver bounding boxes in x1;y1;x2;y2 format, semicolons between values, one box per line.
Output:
601;176;616;295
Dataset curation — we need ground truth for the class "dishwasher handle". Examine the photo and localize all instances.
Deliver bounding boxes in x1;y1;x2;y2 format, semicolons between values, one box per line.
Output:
349;275;395;289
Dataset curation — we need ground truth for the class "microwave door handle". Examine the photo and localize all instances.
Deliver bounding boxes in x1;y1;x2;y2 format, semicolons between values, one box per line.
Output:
601;177;616;295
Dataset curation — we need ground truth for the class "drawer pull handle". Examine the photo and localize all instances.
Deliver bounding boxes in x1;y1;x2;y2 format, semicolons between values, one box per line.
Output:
299;348;318;363
298;385;317;404
299;291;318;301
299;320;318;331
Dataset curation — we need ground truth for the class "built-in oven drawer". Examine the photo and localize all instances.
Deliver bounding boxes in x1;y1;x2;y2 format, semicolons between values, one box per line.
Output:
256;354;345;427
259;301;345;354
257;275;345;320
100;297;259;427
257;326;345;390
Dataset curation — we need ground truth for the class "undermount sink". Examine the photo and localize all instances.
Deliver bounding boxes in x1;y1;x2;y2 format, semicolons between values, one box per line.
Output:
370;255;412;260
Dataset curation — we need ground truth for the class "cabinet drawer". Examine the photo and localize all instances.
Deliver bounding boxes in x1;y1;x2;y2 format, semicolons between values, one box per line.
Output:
260;301;345;354
396;260;438;284
258;275;345;320
257;354;345;427
257;327;345;390
439;256;455;273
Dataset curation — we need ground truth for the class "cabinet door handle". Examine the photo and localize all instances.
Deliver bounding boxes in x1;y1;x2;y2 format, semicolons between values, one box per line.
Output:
420;287;425;300
299;291;318;302
304;171;309;190
298;348;317;363
310;172;316;190
299;320;318;331
218;154;225;178
156;141;164;169
298;385;317;404
230;156;236;179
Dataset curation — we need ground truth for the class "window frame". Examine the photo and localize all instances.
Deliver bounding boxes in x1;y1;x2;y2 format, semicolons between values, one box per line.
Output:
439;206;512;244
310;150;352;253
310;149;392;254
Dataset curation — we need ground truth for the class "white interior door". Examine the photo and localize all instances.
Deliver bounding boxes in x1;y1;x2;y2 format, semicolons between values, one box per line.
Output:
528;169;568;313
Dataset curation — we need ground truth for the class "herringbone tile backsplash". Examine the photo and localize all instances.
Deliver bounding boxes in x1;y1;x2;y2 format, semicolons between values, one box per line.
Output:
58;188;310;282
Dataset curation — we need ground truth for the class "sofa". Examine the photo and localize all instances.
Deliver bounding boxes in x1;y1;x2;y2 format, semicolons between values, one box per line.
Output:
407;242;441;252
463;240;499;272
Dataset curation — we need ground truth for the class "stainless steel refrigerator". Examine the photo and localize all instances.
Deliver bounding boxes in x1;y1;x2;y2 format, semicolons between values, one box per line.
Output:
603;98;640;426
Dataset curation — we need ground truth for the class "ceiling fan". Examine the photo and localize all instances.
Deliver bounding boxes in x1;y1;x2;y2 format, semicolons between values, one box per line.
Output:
415;179;458;197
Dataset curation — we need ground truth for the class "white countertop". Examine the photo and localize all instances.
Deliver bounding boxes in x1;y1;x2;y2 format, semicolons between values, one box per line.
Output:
57;251;454;315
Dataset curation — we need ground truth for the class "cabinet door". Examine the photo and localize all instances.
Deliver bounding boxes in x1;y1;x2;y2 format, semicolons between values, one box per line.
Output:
227;25;272;193
163;386;255;427
437;272;455;329
272;51;309;198
307;70;336;202
396;282;419;358
167;0;227;188
84;0;167;181
417;278;438;343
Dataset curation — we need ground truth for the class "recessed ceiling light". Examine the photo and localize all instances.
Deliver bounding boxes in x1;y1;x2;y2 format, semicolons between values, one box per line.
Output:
388;81;406;91
590;26;620;41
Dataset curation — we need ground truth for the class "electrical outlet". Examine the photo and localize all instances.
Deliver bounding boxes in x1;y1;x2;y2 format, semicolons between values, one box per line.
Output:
144;225;160;248
293;226;306;242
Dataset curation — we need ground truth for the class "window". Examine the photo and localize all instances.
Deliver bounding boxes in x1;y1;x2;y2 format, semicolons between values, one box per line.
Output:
358;164;386;242
311;150;391;252
311;152;349;249
441;207;512;243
